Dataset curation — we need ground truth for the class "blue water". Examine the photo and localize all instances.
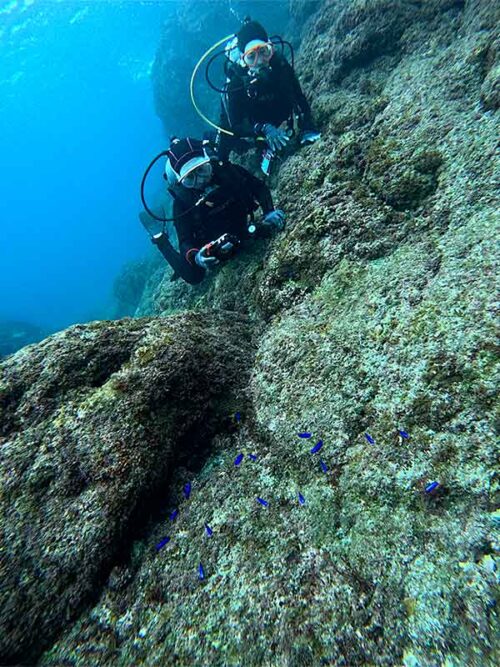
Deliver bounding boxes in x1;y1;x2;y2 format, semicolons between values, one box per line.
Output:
0;0;173;333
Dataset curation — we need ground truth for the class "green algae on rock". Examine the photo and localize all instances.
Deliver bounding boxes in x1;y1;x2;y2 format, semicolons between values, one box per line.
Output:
0;313;254;664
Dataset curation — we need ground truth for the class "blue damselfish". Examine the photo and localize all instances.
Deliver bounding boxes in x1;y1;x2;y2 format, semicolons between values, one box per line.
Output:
156;536;170;551
425;481;440;494
310;440;323;454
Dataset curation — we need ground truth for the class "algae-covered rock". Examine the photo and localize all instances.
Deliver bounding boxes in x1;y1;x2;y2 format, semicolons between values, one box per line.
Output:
250;211;498;661
0;313;254;663
7;0;500;665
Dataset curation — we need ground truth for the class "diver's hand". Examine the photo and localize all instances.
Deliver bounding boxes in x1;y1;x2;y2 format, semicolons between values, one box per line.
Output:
260;123;290;152
300;130;321;145
262;209;286;231
195;245;220;270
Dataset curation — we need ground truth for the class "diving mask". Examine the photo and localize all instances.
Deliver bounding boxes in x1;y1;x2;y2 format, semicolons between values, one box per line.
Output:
242;40;274;68
180;161;213;190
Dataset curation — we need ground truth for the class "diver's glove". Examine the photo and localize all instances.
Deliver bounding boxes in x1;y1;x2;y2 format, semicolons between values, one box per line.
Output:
255;123;290;152
300;130;321;145
194;245;220;270
262;209;286;231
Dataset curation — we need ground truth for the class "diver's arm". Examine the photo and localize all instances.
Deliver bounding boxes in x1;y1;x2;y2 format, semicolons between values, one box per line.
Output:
154;202;205;284
153;234;204;285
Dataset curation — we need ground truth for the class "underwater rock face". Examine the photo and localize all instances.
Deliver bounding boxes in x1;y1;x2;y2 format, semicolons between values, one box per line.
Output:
112;256;164;318
124;2;497;665
0;319;46;358
8;0;499;665
0;314;254;663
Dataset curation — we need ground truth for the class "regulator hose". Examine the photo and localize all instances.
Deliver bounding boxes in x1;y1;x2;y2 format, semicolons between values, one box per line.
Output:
269;36;295;70
140;151;203;224
190;33;236;136
140;151;172;223
205;49;247;95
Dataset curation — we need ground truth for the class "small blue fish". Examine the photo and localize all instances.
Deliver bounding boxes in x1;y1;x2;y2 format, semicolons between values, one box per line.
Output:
425;481;440;494
256;497;268;507
320;459;328;473
169;509;178;522
298;432;312;438
205;523;213;537
310;440;323;454
198;562;205;580
365;433;375;444
234;453;244;466
248;453;257;461
298;492;305;505
183;482;191;499
155;536;170;551
398;429;409;439
234;412;241;422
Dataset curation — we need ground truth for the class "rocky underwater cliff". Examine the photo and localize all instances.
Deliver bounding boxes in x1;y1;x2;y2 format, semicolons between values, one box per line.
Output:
1;1;499;665
0;320;47;360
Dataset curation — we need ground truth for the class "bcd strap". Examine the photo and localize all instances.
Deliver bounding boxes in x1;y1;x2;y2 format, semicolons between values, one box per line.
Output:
167;184;198;208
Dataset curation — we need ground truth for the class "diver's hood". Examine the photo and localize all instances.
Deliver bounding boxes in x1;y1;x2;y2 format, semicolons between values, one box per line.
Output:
165;160;179;187
165;137;209;185
236;19;268;52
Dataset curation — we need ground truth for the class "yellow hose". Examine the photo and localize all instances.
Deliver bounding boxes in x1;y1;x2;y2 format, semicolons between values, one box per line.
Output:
190;34;236;136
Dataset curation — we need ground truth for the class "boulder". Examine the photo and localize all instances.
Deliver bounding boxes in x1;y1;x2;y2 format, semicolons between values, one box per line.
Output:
0;313;254;663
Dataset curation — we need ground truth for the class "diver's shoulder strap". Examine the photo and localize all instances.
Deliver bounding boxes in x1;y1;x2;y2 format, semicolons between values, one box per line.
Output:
167;184;197;209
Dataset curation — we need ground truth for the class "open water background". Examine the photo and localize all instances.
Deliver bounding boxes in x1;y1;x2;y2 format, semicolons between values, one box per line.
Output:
0;0;173;332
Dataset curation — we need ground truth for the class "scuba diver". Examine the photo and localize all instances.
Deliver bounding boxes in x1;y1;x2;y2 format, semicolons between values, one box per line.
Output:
140;137;286;285
214;18;321;172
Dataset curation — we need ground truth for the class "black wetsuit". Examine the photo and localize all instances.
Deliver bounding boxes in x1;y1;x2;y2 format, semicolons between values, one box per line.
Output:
218;52;316;158
153;160;275;284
